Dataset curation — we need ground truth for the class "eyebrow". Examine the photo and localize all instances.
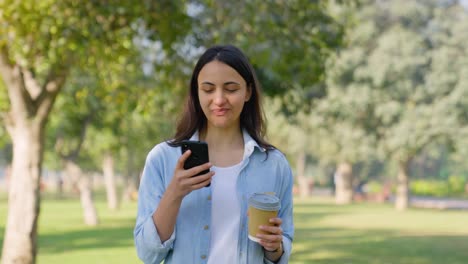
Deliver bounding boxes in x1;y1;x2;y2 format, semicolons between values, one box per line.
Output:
200;81;241;86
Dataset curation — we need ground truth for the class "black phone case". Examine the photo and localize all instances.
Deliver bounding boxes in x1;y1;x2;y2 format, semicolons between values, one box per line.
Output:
181;140;210;186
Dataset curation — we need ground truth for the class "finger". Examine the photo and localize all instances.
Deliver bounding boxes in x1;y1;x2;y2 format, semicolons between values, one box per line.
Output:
186;171;215;186
259;225;283;235
269;217;282;226
190;175;214;190
177;150;192;169
186;162;212;177
259;240;281;251
257;233;283;243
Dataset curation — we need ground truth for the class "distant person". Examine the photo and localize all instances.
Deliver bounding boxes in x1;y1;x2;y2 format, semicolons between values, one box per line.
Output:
354;180;367;201
134;45;294;263
331;170;337;195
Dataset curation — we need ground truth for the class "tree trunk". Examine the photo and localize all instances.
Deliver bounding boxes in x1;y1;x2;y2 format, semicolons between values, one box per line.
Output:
335;162;353;204
103;152;119;210
64;160;99;225
1;51;66;264
296;150;311;198
1;122;42;264
395;160;410;211
122;146;139;202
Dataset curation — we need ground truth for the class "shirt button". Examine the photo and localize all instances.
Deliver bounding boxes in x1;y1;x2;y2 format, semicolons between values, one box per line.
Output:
207;195;211;201
204;225;209;230
201;255;207;259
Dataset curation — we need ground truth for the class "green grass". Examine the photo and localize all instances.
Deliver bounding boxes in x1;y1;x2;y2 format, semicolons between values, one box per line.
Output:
0;194;139;264
292;197;468;264
1;195;468;263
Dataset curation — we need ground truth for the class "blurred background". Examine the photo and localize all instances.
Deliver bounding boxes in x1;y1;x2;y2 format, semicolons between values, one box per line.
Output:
1;0;468;263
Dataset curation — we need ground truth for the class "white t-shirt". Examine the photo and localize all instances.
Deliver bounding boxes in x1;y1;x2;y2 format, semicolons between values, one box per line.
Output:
207;162;242;264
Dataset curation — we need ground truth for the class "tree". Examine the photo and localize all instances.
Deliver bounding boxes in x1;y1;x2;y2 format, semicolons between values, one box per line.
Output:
317;0;467;210
0;1;189;263
259;0;364;201
46;70;103;224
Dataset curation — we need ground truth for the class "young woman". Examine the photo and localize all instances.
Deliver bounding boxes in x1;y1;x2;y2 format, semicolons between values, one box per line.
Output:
134;45;294;263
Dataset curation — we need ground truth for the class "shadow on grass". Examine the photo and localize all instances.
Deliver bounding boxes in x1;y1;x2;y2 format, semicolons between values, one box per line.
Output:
39;225;135;254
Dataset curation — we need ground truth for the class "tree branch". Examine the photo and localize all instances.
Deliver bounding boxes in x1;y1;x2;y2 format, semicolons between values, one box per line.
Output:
56;113;93;161
34;67;69;126
0;48;35;120
54;133;67;160
36;63;60;102
68;114;93;160
21;68;42;99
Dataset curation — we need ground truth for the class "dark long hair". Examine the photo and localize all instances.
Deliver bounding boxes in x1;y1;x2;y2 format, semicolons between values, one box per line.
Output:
168;45;274;151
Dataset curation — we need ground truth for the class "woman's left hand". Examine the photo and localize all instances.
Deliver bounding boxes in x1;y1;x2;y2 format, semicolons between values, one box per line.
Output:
257;217;283;252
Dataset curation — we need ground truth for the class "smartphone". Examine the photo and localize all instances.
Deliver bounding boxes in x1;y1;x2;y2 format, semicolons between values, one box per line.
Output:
180;140;210;187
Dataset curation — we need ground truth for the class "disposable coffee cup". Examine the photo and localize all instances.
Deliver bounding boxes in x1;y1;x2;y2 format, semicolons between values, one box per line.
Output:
248;193;281;243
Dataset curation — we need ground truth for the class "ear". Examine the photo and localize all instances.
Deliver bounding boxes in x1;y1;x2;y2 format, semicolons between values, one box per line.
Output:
245;84;252;102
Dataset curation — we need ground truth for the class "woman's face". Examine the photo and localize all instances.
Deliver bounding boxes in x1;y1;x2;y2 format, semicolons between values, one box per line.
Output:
197;60;251;130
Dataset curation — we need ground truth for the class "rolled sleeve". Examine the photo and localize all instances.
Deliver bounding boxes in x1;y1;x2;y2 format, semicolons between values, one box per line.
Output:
134;144;175;263
135;214;176;263
263;236;292;264
143;214;176;250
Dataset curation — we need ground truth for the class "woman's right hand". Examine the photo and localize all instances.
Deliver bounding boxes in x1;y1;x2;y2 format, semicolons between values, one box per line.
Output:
168;150;215;199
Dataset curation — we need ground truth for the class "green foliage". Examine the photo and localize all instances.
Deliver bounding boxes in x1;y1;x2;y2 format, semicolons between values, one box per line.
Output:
410;179;450;197
44;65;179;172
0;76;7;112
310;0;468;170
0;0;193;175
0;0;190;70
448;175;467;195
0;77;8;148
410;176;467;197
366;180;383;194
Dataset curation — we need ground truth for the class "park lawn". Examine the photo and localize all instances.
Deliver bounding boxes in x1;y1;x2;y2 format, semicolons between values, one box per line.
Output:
292;198;468;264
1;195;468;263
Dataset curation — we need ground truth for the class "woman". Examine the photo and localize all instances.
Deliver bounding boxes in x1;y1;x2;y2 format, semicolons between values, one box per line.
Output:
134;45;294;263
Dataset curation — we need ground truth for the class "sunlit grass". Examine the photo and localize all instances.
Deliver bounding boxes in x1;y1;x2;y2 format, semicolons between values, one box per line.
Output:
38;198;138;264
291;197;468;264
1;195;468;263
0;194;140;264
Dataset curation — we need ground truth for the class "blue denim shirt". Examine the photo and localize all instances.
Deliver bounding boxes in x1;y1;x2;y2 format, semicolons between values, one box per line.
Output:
134;130;294;264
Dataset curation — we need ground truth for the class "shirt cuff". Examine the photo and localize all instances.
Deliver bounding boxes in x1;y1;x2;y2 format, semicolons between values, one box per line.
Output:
143;215;176;250
264;237;291;264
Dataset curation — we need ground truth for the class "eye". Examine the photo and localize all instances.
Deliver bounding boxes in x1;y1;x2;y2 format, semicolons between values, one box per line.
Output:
201;87;214;93
225;84;239;93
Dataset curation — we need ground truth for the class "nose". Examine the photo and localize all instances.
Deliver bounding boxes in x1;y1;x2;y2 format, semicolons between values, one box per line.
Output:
213;89;226;105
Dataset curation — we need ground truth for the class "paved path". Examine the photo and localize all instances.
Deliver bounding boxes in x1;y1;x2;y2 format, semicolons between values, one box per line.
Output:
407;196;468;210
311;187;468;210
